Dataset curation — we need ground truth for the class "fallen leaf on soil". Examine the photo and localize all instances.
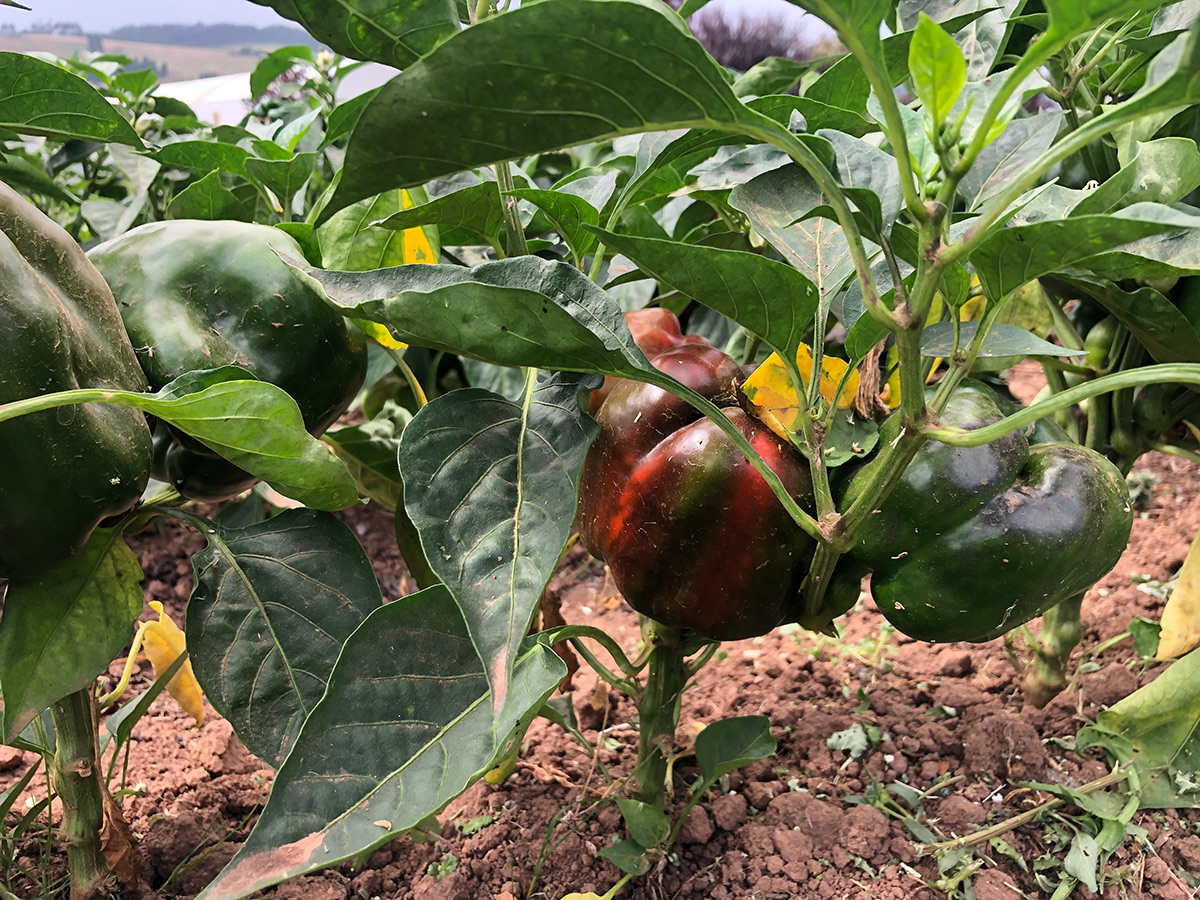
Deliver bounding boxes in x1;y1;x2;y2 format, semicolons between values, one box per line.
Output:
1157;528;1200;658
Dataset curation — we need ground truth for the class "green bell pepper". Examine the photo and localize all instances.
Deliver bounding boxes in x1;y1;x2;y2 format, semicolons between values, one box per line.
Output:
0;182;152;579
89;220;368;502
842;382;1134;642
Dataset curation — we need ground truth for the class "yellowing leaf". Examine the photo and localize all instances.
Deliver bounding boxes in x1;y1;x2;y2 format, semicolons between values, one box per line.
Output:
743;344;858;442
399;189;436;265
1158;529;1200;658
351;317;407;350
141;601;204;727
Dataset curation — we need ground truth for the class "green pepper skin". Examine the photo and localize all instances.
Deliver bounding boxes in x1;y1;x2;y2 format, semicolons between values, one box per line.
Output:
0;182;152;579
578;314;816;641
843;382;1133;643
89;220;368;502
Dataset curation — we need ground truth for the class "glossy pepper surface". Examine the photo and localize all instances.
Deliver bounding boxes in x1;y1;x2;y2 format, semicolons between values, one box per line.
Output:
842;382;1133;643
0;182;152;579
577;309;819;641
89;220;368;502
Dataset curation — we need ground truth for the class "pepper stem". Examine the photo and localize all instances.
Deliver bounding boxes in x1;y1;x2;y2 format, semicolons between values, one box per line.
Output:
1019;592;1084;709
49;688;115;900
630;624;691;806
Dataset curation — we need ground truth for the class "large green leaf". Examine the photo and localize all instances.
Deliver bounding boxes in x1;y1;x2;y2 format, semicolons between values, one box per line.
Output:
186;509;383;767
507;187;601;262
730;164;856;307
589;229;818;359
1043;0;1171;39
1052;273;1200;364
198;586;565;900
696;716;777;784
0;52;142;146
372;181;508;253
154;141;250;177
0;528;142;741
248;0;460;69
823;130;904;237
399;372;599;715
130;368;359;510
1072;138;1200;216
288;255;652;379
921;322;1087;358
1077;646;1200;808
959;112;1062;211
971;203;1200;301
328;0;756;215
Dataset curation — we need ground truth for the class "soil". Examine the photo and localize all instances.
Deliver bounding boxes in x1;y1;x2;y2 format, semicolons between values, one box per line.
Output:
4;366;1200;900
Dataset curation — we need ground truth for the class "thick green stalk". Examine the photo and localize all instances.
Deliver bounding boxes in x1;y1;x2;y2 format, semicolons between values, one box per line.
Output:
1020;593;1084;709
50;689;113;900
630;625;691;806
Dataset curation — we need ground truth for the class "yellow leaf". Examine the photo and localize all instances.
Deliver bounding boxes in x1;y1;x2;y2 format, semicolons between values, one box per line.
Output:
483;744;519;784
1157;529;1200;658
400;189;436;266
141;601;205;727
351;317;407;351
742;345;858;441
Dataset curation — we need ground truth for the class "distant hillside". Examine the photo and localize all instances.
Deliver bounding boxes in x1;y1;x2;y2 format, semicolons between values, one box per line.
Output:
107;23;318;49
0;31;300;81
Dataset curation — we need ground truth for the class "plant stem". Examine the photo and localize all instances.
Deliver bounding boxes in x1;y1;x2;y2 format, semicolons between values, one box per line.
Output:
630;625;691;806
1020;592;1085;709
49;689;113;900
494;163;528;258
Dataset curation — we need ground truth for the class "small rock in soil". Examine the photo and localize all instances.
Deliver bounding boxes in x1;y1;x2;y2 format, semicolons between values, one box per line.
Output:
0;745;25;772
677;806;714;844
1081;662;1138;708
937;649;974;677
933;793;987;833
839;804;889;863
962;713;1046;781
711;792;749;830
764;792;844;853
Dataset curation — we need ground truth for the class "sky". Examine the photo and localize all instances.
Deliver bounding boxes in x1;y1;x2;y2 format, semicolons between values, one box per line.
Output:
0;0;807;34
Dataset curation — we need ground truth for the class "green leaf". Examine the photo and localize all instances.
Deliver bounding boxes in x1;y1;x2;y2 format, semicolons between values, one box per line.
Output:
921;322;1086;358
248;0;460;69
328;0;755;216
696;716;776;784
245;152;316;212
507;188;600;262
0;528;142;741
972;203;1200;301
1064;831;1101;893
0;52;142;146
616;799;671;849
372;181;508;252
154;141;250;176
1072;138;1200;216
324;402;412;512
730;164;855;307
186;509;383;767
598;838;652;876
909;13;966;129
289;255;652;379
899;0;1023;82
824;410;879;467
323;86;379;148
589;229;818;359
166;171;252;222
250;44;314;100
1052;273;1200;364
824;130;903;237
399;372;599;716
1043;0;1167;39
319;189;440;272
958;112;1061;211
68;366;359;511
197;585;565;900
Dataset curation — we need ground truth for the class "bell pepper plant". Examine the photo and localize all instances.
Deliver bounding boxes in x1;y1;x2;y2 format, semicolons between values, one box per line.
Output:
2;2;1200;898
